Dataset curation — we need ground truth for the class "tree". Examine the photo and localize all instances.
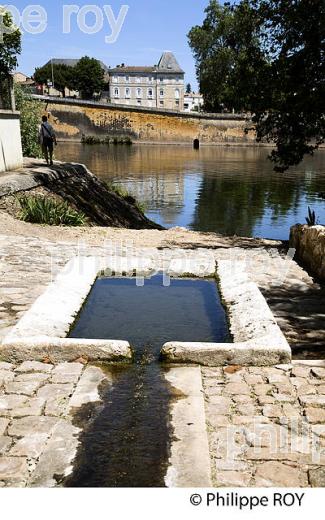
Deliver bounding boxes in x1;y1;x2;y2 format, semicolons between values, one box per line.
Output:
186;83;192;94
0;7;21;108
34;63;74;97
188;0;325;171
72;57;105;100
14;83;43;157
0;7;21;75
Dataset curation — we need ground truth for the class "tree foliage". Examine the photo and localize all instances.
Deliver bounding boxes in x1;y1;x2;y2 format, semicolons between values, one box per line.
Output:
14;83;43;157
72;57;105;99
186;83;192;94
188;0;325;171
0;7;21;76
34;63;74;97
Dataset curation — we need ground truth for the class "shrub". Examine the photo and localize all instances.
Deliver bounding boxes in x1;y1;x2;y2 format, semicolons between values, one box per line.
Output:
81;134;133;145
14;84;43;158
17;195;87;226
104;182;146;214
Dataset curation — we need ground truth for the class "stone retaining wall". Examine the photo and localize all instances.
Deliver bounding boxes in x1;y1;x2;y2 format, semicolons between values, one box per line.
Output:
290;225;325;280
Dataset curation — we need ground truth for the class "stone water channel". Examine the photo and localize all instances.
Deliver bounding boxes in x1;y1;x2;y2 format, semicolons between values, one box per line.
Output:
66;274;229;487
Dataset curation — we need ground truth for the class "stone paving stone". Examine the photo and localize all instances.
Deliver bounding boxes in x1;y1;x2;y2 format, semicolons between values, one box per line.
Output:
0;370;15;385
254;461;307;487
30;420;81;487
8;416;59;437
216;470;252;487
292;366;311;378
0;457;29;484
309;467;325;487
0;395;28;415
5;381;43;396
304;407;325;424
68;366;108;409
15;361;53;374
224;382;251;395
0;418;9;436
12;398;46;418
299;395;325;407
0;436;12;454
51;363;83;384
311;368;325;379
262;405;282;418
0;362;15;371
15;373;49;384
10;433;49;459
38;384;74;417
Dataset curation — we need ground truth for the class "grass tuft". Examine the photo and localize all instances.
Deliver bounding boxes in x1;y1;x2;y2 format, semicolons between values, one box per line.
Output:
17;195;88;226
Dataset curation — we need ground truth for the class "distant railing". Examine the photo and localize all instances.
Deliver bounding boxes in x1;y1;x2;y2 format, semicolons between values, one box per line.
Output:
31;94;249;121
0;75;15;111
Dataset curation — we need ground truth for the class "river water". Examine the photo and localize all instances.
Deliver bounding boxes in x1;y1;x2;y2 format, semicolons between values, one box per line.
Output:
56;143;325;240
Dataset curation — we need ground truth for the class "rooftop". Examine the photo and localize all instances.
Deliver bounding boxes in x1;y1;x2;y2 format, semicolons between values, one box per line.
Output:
43;58;110;73
110;52;184;75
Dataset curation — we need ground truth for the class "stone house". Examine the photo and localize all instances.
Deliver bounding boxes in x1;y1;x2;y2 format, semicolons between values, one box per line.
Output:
108;52;185;111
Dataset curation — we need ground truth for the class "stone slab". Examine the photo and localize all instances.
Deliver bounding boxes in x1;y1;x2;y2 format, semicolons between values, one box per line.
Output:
164;367;212;487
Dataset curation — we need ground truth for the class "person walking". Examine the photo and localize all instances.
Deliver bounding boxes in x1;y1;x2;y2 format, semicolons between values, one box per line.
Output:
39;115;57;166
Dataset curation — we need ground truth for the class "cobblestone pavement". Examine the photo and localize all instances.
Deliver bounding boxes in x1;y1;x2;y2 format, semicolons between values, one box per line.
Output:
203;362;325;487
0;232;325;487
0;360;108;487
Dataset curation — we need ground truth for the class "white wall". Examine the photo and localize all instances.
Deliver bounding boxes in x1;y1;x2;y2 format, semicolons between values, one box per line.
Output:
0;110;23;173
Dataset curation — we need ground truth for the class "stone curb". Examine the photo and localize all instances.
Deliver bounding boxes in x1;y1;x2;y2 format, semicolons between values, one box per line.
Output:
0;337;132;364
161;340;291;367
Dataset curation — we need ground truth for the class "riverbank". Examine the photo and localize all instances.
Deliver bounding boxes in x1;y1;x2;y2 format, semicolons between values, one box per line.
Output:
0;159;161;230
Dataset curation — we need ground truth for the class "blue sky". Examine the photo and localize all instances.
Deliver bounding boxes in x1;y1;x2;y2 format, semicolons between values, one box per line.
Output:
11;0;210;89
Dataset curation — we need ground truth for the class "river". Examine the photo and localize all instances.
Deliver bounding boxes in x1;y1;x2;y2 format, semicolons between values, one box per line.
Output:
56;143;325;240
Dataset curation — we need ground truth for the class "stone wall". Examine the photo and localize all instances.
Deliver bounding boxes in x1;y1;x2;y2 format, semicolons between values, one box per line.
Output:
0;110;23;173
37;97;256;144
290;224;325;280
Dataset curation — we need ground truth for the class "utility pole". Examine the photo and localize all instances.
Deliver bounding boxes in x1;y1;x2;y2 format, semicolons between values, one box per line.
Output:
51;58;55;93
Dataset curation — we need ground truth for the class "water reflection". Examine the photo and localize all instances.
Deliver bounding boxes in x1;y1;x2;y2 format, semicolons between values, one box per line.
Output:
56;144;325;240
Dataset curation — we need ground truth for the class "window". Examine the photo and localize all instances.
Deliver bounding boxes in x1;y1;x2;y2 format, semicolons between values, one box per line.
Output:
114;88;120;98
160;100;164;106
175;100;180;106
159;77;163;83
148;88;153;99
125;88;130;98
136;88;142;98
160;89;164;97
137;99;142;105
175;89;180;99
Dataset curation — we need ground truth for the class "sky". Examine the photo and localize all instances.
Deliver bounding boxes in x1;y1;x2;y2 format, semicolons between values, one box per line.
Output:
10;0;210;90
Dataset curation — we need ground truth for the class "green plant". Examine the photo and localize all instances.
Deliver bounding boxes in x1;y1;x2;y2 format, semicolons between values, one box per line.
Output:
104;182;146;214
17;195;87;226
306;207;317;227
81;135;133;145
14;84;43;157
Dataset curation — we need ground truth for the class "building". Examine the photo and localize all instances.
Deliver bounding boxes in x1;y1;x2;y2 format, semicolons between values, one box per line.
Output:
183;92;204;113
108;52;185;111
13;72;35;86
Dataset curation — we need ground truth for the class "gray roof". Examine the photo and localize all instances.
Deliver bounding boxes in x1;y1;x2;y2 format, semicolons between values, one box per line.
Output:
43;58;109;72
110;52;184;75
157;52;184;73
